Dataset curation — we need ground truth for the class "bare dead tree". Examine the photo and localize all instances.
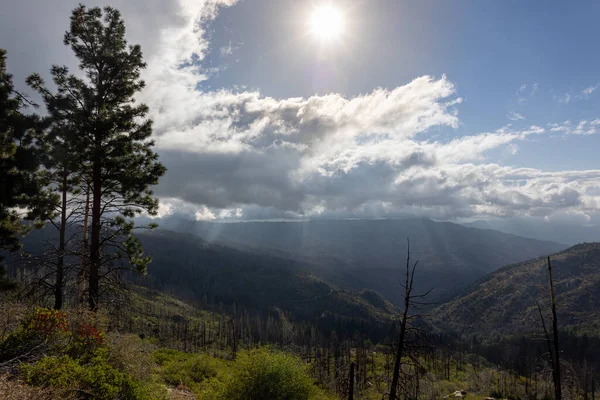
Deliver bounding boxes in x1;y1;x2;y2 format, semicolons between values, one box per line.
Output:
547;256;562;400
349;362;355;400
536;255;562;400
537;300;557;393
387;238;433;400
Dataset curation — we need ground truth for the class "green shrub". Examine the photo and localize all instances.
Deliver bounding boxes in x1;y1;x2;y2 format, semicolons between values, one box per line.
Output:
154;348;224;392
214;348;329;400
0;308;70;361
19;353;144;400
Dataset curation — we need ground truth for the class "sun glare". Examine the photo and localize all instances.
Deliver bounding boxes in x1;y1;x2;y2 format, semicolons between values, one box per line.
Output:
310;5;344;42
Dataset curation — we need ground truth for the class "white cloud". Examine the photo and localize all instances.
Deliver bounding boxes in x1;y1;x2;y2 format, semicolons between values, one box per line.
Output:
549;119;600;135
4;0;600;222
507;111;525;121
579;83;599;99
555;93;571;104
516;83;537;104
118;2;600;221
220;41;241;56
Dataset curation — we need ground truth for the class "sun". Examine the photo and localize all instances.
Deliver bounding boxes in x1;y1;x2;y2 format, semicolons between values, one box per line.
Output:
310;5;344;41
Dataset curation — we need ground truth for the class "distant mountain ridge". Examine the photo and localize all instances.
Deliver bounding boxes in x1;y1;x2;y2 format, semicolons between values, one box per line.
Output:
463;218;600;245
135;229;399;336
429;242;600;336
15;219;567;325
147;217;566;303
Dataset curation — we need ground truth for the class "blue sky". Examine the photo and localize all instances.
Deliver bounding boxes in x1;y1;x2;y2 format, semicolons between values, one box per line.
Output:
200;0;600;171
2;0;600;222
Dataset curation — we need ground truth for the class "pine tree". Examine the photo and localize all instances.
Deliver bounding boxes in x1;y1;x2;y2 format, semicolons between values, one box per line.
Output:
28;68;86;309
57;6;165;310
0;49;54;287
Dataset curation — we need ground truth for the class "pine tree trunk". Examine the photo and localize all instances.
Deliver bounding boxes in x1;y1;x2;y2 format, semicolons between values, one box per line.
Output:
54;166;68;310
88;159;102;311
77;185;90;305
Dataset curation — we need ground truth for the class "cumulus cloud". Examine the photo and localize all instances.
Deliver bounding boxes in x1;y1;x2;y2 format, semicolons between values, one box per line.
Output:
3;0;600;222
103;1;600;221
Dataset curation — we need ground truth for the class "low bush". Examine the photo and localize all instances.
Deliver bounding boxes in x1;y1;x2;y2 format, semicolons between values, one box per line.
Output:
19;352;144;400
1;308;166;400
154;348;225;393
212;348;331;400
0;308;69;363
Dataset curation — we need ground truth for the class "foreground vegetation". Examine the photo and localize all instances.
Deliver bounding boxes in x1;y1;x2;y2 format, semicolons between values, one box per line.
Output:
2;288;596;400
0;297;332;400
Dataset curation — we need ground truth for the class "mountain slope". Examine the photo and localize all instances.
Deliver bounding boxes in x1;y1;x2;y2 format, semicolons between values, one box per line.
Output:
155;218;567;301
15;219;566;318
429;243;600;336
134;230;399;326
14;227;397;330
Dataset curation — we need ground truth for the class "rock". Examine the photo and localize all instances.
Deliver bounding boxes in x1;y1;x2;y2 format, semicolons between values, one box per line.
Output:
444;391;466;398
445;390;468;398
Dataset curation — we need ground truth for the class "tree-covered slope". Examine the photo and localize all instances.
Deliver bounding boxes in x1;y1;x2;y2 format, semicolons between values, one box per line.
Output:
135;230;397;326
430;243;600;336
154;218;567;302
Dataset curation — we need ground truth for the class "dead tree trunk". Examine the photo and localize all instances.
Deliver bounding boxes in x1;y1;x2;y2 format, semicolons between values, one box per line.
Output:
349;362;355;400
548;256;562;400
389;239;420;400
537;301;557;395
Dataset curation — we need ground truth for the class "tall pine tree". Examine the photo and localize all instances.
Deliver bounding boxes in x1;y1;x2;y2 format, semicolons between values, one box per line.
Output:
0;49;54;290
58;6;165;310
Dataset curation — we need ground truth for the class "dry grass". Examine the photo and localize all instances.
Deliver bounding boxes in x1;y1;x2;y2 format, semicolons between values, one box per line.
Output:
0;374;76;400
107;333;156;381
0;294;28;342
167;387;197;400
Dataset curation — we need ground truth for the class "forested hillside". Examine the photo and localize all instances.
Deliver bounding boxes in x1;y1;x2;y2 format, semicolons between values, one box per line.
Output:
151;218;567;302
430;242;600;336
15;224;564;319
